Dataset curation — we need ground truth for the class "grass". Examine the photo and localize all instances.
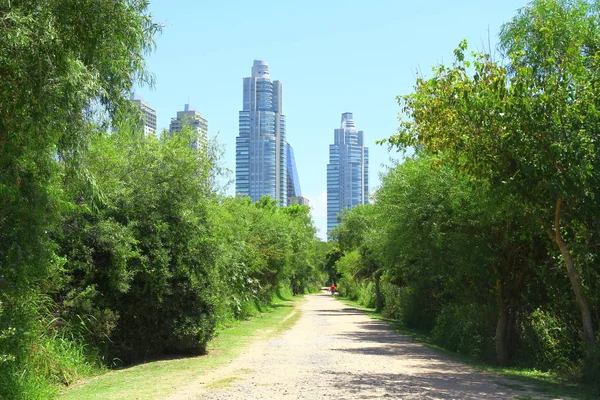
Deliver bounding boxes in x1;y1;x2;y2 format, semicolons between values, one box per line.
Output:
204;376;243;390
337;297;598;400
58;295;303;400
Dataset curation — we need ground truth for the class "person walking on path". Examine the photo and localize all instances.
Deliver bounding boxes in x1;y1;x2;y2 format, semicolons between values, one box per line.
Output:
330;284;336;296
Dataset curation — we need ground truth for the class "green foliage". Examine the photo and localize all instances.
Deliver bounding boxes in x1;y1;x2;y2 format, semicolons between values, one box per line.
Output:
384;0;600;350
0;0;322;397
368;0;600;385
336;143;594;378
518;308;578;371
432;302;496;360
336;251;363;301
53;125;221;363
582;339;600;388
209;196;320;322
0;1;159;397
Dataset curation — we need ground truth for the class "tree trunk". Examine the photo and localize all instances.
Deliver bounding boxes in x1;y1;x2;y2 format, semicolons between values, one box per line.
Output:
495;304;510;366
374;271;383;313
548;198;595;347
493;262;510;366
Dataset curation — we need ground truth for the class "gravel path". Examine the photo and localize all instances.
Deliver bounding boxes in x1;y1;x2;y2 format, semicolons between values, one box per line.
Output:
167;293;546;399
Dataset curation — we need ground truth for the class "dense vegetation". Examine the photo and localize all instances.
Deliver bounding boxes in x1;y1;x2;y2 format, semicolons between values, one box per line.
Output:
3;0;600;398
332;0;599;389
0;1;323;398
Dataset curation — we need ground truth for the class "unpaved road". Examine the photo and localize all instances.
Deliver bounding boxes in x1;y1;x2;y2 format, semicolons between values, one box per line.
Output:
168;293;547;399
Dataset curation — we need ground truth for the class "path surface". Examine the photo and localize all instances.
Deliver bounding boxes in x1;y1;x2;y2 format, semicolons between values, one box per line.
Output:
167;293;545;399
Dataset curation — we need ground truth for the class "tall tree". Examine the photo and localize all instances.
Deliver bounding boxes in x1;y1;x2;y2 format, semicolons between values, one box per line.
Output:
383;0;600;349
0;0;158;394
334;205;385;312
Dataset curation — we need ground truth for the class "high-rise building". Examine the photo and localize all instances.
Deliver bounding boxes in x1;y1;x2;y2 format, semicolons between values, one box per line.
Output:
131;95;157;137
327;112;369;234
169;104;208;150
287;143;309;206
236;60;287;205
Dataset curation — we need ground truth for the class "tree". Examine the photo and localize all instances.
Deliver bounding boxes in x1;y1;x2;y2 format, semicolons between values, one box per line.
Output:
281;204;319;295
322;245;342;286
333;205;385;312
0;0;158;394
383;0;600;350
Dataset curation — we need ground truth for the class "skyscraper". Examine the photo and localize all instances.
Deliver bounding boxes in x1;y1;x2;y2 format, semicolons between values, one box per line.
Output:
327;112;369;234
130;95;157;137
236;60;287;205
169;104;208;150
287;143;309;206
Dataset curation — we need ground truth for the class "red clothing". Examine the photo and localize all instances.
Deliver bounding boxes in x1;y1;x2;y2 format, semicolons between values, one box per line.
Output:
330;285;336;291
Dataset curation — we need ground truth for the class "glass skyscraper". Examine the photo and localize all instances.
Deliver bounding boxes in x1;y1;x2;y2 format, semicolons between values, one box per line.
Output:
286;143;301;199
286;143;308;205
327;112;369;234
236;60;287;205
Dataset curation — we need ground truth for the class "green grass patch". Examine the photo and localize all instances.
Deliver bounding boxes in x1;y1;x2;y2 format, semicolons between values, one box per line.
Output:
58;295;304;400
337;297;597;400
205;376;243;390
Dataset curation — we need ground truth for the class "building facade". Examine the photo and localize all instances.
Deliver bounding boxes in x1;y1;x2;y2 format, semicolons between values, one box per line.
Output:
327;112;369;234
169;104;208;150
286;143;309;206
236;60;287;205
131;96;157;137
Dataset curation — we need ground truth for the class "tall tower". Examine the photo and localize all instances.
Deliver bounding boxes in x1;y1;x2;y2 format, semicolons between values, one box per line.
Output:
169;104;208;150
236;60;287;205
327;112;369;234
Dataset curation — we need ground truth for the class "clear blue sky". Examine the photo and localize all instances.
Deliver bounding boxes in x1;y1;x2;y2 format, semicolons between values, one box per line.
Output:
135;0;530;240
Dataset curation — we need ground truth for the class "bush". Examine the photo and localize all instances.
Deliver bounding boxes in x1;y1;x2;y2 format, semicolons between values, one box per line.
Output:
337;276;360;301
381;281;405;320
431;302;495;360
357;282;377;308
383;284;439;331
582;341;600;391
517;308;580;371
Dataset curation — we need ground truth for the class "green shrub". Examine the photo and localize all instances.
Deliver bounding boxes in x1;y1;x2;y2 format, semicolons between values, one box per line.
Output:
0;295;56;400
357;282;377;308
381;281;405;320
382;283;439;331
432;302;495;359
338;276;360;301
582;341;600;391
518;308;579;371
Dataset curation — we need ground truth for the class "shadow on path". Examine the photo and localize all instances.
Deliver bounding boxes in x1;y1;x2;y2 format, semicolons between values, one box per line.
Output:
324;370;526;400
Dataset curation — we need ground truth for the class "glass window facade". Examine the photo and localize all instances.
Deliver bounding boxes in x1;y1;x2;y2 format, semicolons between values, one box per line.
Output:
327;113;369;235
236;61;288;205
286;143;302;199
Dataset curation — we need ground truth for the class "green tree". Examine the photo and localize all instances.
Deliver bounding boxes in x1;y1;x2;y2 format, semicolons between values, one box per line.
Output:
383;0;600;350
0;0;158;395
374;155;550;365
281;204;319;295
322;245;342;286
56;124;220;363
333;204;385;311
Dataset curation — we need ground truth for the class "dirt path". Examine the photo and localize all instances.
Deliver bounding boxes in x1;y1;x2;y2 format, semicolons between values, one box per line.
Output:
167;293;545;399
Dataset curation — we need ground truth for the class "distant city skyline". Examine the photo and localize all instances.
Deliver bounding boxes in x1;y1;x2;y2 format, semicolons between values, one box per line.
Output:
134;0;531;239
327;112;369;234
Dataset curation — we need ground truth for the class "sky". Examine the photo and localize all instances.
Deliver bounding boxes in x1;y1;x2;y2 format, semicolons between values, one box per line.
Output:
135;0;530;240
